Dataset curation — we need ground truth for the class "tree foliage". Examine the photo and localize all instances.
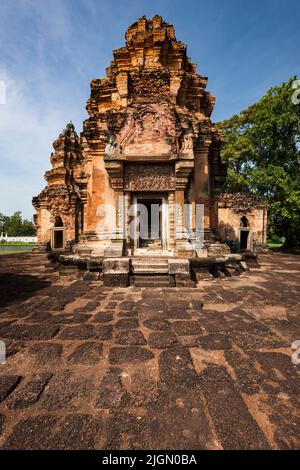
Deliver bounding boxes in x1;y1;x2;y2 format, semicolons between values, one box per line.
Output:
217;76;300;248
0;211;36;237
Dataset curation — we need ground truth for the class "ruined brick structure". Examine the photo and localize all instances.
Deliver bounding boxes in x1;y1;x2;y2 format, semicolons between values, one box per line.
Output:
33;15;229;259
218;193;268;252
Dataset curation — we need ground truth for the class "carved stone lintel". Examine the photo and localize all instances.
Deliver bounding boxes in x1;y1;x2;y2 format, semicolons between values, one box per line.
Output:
124;164;176;191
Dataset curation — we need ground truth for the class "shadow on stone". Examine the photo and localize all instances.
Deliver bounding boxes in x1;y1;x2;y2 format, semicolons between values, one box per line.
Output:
0;273;50;308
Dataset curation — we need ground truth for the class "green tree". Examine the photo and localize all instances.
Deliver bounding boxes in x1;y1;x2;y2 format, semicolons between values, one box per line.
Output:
7;211;23;236
0;212;36;237
0;213;9;235
217;76;300;249
21;218;36;236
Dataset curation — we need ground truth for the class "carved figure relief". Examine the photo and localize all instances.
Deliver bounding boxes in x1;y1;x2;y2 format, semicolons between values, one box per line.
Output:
105;132;120;159
179;128;194;158
105;105;178;158
124;164;176;191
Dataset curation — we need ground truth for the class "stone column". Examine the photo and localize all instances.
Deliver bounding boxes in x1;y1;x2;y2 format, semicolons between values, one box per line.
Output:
102;161;125;257
209;198;218;232
175;187;185;241
174;160;194;257
115;191;125;241
168;192;175;252
194;140;211;230
125;192;132;255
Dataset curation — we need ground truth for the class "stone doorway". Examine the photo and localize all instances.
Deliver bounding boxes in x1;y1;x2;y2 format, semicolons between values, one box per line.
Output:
239;216;251;250
133;194;168;254
240;229;250;250
51;216;66;251
51;228;66;250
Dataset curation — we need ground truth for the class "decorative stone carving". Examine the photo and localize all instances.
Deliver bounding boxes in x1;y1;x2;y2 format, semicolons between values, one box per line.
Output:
130;106;175;139
52;122;80;153
34;186;77;229
129;70;170;98
104;131;120;159
105;161;124;190
218;193;267;212
175;160;194;189
111;105;178;159
179;127;194;159
124;164;176;191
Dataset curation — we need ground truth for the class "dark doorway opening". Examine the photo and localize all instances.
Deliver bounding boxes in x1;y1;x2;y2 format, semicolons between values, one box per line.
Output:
240;216;249;228
137;198;162;249
54;216;63;227
51;216;66;250
240;230;249;250
53;230;64;249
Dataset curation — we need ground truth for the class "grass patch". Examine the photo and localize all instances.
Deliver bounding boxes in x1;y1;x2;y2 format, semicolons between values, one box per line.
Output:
267;243;284;249
0;241;35;246
267;236;285;250
0;250;31;256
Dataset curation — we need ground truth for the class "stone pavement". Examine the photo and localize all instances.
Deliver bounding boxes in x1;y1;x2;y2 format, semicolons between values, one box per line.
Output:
0;253;299;450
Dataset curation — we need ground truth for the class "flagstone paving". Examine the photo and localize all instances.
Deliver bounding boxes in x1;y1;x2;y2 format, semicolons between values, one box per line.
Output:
0;252;299;450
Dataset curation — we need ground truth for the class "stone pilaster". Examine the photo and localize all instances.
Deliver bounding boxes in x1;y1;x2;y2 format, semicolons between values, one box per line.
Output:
168;192;175;252
194;140;211;230
174;160;194;257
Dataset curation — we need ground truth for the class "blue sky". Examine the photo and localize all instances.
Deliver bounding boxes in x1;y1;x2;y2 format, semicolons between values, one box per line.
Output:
0;0;299;219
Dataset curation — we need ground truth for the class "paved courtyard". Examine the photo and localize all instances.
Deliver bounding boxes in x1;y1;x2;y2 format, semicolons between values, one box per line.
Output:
0;253;299;450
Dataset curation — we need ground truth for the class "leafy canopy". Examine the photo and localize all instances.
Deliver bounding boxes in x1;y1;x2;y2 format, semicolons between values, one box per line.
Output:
217;76;300;248
0;211;36;237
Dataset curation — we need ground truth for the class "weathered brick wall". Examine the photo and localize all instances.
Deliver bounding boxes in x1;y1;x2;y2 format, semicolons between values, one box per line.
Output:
218;193;268;250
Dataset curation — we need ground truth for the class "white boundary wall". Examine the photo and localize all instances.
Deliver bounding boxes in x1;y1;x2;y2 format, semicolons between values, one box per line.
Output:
0;233;37;243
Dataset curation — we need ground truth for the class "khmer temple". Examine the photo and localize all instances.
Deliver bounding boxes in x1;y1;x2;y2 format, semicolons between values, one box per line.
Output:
33;16;267;286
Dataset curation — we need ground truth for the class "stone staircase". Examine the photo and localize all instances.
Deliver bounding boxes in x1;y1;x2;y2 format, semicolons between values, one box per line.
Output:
129;257;173;287
129;274;175;287
203;229;217;246
130;257;169;274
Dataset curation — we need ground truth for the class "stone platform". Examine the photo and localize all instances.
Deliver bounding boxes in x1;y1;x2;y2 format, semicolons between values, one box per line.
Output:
50;252;256;287
0;252;299;450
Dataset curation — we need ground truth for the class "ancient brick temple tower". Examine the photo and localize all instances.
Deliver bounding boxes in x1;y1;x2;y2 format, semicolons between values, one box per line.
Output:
33;15;228;260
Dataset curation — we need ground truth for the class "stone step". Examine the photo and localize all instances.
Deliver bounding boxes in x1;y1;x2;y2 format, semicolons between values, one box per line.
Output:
132;267;169;274
131;260;168;266
131;256;168;265
131;265;169;274
133;250;171;256
131;261;169;268
130;258;169;274
130;275;175;287
132;258;168;261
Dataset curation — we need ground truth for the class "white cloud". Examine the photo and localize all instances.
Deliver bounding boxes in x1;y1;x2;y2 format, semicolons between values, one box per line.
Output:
0;68;82;218
0;1;89;218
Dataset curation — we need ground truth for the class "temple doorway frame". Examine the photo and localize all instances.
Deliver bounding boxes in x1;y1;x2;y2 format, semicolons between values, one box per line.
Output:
132;193;169;255
51;227;66;251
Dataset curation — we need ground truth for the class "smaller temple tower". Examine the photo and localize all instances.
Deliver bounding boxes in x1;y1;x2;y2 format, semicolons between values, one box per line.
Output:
33;122;87;252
